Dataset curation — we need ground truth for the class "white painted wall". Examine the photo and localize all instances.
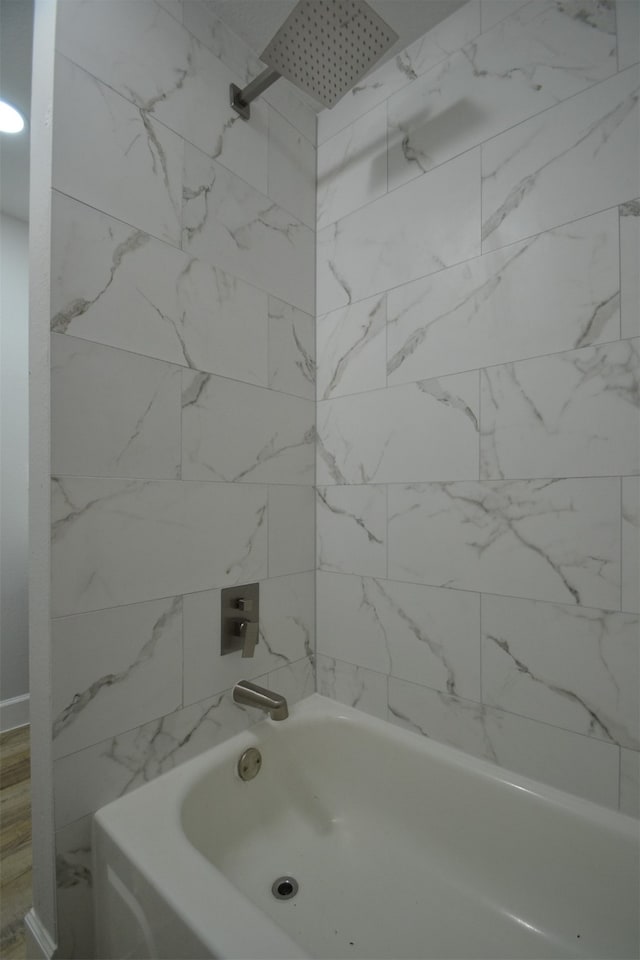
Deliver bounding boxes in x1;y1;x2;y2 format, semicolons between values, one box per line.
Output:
1;212;30;730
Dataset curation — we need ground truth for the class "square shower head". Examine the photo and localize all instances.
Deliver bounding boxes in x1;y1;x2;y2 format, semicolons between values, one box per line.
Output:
260;0;399;109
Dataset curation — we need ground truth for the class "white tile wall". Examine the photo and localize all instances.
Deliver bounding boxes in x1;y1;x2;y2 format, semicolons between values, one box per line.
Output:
317;572;480;700
622;477;640;613
51;478;269;616
620;200;640;338
52;597;183;758
317;148;481;315
56;0;271;193
268;109;316;229
479;339;640;479
387;676;620;808
388;478;621;608
181;371;315;484
49;10;640;956
317;294;387;401
51;6;316;952
316;655;388;721
481;595;639;749
481;66;640;252
387;0;616;192
182;140;314;313
315;0;639;817
387;208;621;385
317;485;387;577
318;373;479;484
268;485;316;577
51;334;182;479
317;102;388;230
267;298;316;401
616;0;640;71
53;55;184;246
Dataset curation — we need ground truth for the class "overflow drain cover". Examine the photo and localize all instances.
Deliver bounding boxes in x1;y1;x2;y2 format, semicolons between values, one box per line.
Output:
272;876;299;900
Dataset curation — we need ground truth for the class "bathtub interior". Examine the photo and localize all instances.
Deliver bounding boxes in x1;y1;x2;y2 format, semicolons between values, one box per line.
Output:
180;701;639;959
94;695;640;960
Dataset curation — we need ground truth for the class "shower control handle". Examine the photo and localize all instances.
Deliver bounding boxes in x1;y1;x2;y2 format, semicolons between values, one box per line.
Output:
221;583;260;657
234;619;259;658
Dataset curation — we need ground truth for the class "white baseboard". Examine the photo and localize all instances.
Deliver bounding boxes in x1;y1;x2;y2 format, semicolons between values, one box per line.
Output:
24;909;56;960
0;693;30;732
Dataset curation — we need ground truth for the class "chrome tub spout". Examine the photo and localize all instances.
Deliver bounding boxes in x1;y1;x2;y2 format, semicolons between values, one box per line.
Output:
233;680;289;721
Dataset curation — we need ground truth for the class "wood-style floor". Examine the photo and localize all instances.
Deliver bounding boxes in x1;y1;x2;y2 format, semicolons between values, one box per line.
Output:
0;725;31;960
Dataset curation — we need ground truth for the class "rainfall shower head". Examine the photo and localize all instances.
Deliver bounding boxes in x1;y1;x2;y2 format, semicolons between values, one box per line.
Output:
230;0;399;120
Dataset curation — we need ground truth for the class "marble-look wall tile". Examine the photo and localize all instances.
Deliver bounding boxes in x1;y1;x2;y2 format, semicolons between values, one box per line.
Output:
388;0;617;191
617;0;640;71
387;676;620;809
620;748;640;818
156;0;183;23
267;656;315;706
622;477;640;613
268;485;315;578
52;55;183;246
317;1;482;144
51;477;268;616
480;0;529;33
387;208;620;385
317;102;387;230
52;597;183;759
388;478;621;609
55;816;94;960
56;0;269;195
181;371;314;484
182;141;314;314
317;485;386;577
51;192;188;364
481;65;640;252
176;256;270;384
317;294;387;401
263;81;318;148
268;298;315;401
183;572;314;705
480;339;640;480
317;148;481;316
53;687;264;829
620;200;640;338
268;109;316;229
180;1;317;144
316;655;388;722
317;373;479;484
52;193;272;385
51;334;182;479
316;572;481;701
481;595;639;749
182;0;257;82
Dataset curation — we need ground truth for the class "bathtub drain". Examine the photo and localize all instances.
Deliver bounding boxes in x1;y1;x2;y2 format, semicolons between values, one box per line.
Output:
272;876;299;900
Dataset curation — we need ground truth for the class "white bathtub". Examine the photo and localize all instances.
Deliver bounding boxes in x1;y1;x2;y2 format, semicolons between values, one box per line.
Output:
93;694;639;959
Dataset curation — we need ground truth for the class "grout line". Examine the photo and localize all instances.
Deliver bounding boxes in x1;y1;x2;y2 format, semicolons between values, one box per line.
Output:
318;57;633;234
53;327;318;403
51;186;315;321
319;201;628;317
319;332;638;406
315;570;637;617
620;476;624;613
479;592;483;705
477;368;482;482
618;203;624;339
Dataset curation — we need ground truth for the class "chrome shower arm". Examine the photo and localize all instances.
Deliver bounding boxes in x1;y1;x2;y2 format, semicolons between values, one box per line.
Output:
230;68;280;121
